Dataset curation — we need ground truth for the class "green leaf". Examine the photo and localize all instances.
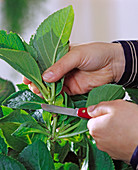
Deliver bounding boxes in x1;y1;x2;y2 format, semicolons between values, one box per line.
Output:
0;106;3;118
31;133;47;144
55;78;64;96
55;94;64;106
0;48;46;97
64;92;75;108
31;6;73;72
16;83;29;91
0;122;29;151
74;100;87;108
0;110;35;151
42;110;52;130
19;140;55;170
81;137;115;170
23;41;38;60
71;94;88;102
13;121;50;137
87;84;125;106
55;140;70;163
126;88;138;104
1;106;13;116
0;129;9;147
0;77;15;104
31;6;74;98
2;89;45;110
0;30;25;50
55;162;79;170
0;136;8;155
0;109;36;123
0;154;26;170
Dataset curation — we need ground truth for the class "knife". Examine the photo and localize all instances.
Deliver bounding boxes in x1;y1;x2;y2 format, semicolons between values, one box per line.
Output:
41;104;92;119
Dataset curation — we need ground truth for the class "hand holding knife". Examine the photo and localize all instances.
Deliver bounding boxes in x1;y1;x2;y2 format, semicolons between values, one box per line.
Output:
41;104;92;119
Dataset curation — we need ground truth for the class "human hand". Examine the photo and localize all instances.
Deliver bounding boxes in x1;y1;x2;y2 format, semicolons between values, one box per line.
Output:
23;42;125;95
87;100;138;163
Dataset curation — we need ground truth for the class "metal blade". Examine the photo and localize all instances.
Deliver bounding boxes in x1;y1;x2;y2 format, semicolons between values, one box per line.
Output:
41;104;79;117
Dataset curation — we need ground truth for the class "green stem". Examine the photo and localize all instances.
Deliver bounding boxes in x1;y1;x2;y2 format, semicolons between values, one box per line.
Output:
58;122;80;136
52;116;57;139
51;82;56;102
38;83;50;102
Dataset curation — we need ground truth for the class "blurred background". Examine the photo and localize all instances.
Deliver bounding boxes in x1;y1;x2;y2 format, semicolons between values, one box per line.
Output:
0;0;138;86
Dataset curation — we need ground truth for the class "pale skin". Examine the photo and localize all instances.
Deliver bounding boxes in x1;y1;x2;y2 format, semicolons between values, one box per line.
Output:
23;42;138;163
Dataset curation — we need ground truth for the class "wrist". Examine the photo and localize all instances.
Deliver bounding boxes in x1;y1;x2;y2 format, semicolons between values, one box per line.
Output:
111;43;125;83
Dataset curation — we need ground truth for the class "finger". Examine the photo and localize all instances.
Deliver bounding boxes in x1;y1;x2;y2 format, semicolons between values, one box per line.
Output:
23;77;31;85
87;118;97;138
29;83;40;94
42;50;81;83
87;101;112;118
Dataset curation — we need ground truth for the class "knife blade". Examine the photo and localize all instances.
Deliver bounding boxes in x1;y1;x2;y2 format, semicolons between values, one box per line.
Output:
41;104;92;119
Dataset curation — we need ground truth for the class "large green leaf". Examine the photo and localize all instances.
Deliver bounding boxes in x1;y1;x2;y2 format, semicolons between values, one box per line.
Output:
0;136;8;155
0;154;26;170
19;140;55;170
81;137;115;170
31;5;74;72
87;84;125;106
0;77;15;104
0;30;25;50
0;110;35;151
31;5;74;96
2;89;45;110
0;122;29;151
0;48;46;97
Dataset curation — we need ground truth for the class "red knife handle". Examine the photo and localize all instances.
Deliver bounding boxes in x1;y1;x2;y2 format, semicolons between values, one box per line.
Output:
77;108;92;119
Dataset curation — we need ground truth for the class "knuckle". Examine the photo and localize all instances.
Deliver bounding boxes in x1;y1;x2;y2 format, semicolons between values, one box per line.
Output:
99;101;107;106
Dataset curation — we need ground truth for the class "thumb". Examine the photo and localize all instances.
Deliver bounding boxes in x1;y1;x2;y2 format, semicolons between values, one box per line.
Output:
87;101;112;118
42;50;80;82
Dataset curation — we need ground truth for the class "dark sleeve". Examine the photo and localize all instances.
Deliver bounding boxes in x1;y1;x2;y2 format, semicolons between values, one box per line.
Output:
130;146;138;170
113;41;138;88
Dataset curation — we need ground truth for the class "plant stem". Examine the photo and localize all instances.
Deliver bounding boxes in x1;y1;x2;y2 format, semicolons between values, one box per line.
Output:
50;115;57;158
52;116;57;138
48;82;58;158
38;83;50;102
51;82;56;102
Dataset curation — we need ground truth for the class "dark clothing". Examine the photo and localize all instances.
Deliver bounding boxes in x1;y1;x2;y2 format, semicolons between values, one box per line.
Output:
114;40;138;88
130;146;138;170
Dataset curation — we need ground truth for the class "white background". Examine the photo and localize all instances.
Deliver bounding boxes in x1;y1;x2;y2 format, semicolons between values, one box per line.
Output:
0;0;138;86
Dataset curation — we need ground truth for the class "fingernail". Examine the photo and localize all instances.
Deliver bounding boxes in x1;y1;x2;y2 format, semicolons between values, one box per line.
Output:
42;71;54;81
87;105;95;116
